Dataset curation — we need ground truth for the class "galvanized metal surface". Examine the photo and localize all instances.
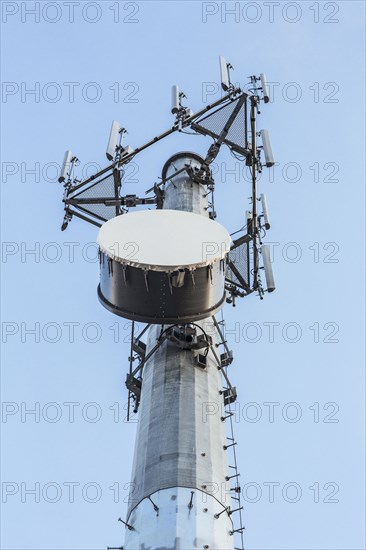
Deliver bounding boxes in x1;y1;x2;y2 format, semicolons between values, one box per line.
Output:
124;487;234;550
126;320;231;516
162;152;209;216
124;153;234;550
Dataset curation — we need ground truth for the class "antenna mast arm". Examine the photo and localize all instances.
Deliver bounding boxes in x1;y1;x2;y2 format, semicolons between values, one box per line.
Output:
70;89;244;194
250;96;259;290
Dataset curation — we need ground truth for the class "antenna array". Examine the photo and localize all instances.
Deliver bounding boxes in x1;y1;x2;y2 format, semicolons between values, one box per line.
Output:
57;56;276;299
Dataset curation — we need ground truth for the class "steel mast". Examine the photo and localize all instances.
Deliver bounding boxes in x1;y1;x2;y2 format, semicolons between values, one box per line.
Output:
56;57;276;550
123;152;234;550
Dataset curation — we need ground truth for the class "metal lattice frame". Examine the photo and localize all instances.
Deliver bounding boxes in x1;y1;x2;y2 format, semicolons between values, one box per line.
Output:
191;95;249;155
59;87;265;300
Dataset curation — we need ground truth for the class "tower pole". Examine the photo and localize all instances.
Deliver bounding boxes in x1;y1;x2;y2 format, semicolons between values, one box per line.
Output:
56;59;276;550
123;153;234;550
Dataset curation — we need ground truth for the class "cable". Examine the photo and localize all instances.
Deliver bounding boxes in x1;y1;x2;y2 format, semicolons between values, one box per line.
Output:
229;149;246;161
259;226;267;240
230;226;246;237
179;129;201;136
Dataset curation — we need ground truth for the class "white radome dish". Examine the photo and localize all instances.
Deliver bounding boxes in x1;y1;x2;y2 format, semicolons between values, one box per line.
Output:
97;209;231;272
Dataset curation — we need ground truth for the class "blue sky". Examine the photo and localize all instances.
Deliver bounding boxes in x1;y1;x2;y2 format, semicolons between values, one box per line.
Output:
1;1;365;549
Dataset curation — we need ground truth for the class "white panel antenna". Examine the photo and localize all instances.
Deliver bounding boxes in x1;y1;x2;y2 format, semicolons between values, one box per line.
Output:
260;193;270;229
260;73;270;103
58;150;73;183
171;85;180;114
106;120;121;161
219;56;230;91
260;129;275;167
262;244;275;292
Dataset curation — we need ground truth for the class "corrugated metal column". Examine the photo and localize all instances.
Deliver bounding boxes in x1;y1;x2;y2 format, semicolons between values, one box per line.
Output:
124;153;234;550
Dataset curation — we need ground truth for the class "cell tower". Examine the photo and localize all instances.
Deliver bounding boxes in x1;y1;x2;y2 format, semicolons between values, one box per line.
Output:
57;56;275;550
